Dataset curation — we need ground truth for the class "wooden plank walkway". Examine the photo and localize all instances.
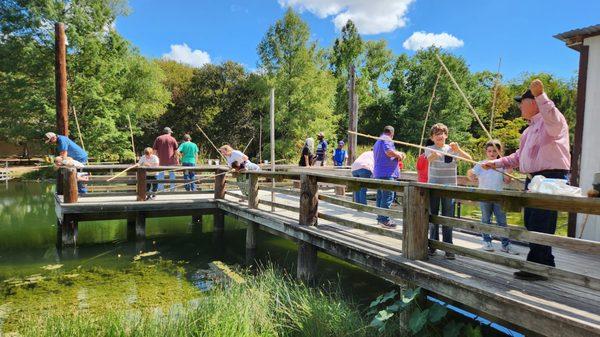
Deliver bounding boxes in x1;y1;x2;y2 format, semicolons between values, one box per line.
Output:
54;189;600;336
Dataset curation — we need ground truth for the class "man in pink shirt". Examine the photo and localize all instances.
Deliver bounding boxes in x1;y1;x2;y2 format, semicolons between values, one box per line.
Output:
153;127;179;191
483;79;570;280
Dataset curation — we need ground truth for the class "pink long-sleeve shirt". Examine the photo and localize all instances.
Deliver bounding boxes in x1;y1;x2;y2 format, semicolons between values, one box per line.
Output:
492;93;570;174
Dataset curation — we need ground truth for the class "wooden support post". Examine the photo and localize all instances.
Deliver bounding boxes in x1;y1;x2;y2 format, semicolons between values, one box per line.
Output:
55;22;68;196
402;185;430;260
127;218;136;242
134;212;146;241
297;174;318;282
246;220;257;250
58;215;77;246
214;169;226;200
214;211;225;233
62;167;78;204
136;168;146;201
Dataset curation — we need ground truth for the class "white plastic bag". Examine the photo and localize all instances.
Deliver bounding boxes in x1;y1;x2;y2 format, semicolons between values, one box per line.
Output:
528;175;582;197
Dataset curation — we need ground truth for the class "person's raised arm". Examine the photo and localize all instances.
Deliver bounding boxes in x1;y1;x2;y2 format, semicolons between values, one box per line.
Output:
531;80;566;138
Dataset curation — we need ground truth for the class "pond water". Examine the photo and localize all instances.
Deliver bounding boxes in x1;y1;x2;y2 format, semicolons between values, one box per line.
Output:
0;182;391;299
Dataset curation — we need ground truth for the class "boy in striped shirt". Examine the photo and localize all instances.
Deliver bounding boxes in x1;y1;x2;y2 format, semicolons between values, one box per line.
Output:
425;123;472;259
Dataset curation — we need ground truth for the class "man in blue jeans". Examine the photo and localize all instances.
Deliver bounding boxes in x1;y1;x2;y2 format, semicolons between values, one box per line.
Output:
373;126;405;228
177;134;199;191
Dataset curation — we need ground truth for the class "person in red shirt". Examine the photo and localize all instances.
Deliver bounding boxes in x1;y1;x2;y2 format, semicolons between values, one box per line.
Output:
417;139;434;183
152;127;179;191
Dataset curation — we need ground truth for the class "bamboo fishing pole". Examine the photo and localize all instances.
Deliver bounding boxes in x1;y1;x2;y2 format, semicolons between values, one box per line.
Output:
435;53;493;141
195;124;228;162
348;131;523;182
418;67;443;155
489;57;502;136
106;163;139;182
243;136;254;154
153;169;234;194
71;106;86;152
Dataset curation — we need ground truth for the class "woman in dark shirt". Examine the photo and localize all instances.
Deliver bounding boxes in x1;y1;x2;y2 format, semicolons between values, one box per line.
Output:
299;138;315;166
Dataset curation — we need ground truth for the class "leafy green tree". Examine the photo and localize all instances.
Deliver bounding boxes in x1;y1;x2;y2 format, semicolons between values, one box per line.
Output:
329;20;394;139
0;0;170;160
387;48;479;149
153;61;263;160
257;9;338;160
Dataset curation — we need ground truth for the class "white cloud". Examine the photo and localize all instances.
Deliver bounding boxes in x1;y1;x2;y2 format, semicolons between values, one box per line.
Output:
402;31;464;51
277;0;414;35
162;43;211;68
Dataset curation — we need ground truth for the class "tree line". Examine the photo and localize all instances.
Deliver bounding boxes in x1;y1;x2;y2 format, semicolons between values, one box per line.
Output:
0;1;577;163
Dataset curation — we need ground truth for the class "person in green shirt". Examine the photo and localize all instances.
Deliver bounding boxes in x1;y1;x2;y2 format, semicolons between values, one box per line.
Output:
178;134;199;191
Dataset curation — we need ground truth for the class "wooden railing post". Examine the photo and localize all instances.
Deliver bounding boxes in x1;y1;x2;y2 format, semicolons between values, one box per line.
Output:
402;184;430;260
59;167;78;246
298;174;318;282
62;167;78;203
213;169;226;234
214;169;226;200
136;167;146;201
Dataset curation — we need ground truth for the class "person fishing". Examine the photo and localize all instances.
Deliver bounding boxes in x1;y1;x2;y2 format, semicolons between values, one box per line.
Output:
45;131;88;193
425;123;472;260
219;145;260;171
138;147;160;200
481;79;570;281
177;134;199;191
152;127;178;191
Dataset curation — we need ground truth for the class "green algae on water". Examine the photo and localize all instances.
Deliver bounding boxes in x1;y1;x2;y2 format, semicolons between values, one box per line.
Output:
1;258;200;333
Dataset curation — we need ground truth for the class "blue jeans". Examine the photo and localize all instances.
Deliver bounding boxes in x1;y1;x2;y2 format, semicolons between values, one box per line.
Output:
429;196;454;244
352;169;372;205
480;202;509;247
376;177;395;223
182;162;196;191
156;171;176;191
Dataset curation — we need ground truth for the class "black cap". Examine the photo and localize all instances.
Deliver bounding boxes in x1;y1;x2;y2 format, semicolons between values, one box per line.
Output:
514;89;535;103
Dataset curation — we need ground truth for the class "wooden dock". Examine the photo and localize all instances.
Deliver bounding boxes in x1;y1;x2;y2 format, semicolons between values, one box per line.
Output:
54;165;600;336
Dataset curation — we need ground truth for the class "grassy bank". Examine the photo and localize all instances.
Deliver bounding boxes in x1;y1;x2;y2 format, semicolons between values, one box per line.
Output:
1;260;394;337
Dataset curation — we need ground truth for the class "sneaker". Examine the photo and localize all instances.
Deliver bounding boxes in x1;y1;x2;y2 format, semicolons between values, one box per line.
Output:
501;245;520;255
445;252;456;260
514;270;547;281
482;241;494;251
380;221;397;229
150;194;156;200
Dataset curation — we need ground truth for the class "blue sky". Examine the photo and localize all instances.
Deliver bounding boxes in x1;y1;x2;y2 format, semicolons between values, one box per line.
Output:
116;0;600;81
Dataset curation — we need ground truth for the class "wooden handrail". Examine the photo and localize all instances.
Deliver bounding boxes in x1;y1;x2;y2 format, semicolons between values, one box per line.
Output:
413;182;600;215
431;215;600;255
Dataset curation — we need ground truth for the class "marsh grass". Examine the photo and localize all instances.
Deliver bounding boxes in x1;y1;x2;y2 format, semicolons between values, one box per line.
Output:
4;263;396;337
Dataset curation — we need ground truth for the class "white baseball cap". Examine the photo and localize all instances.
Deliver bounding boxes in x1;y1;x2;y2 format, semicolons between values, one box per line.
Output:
44;132;57;143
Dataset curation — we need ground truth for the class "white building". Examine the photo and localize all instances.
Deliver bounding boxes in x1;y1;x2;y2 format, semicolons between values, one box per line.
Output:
555;24;600;241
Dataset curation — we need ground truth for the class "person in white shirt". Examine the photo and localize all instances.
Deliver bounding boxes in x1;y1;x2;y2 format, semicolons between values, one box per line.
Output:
138;147;160;200
218;145;260;171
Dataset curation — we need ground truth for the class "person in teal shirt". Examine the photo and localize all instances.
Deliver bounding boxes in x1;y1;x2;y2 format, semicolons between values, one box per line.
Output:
178;134;199;191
